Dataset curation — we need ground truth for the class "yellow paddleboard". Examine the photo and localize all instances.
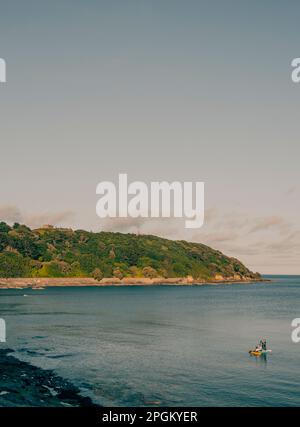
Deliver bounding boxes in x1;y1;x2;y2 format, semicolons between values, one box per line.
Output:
249;350;262;356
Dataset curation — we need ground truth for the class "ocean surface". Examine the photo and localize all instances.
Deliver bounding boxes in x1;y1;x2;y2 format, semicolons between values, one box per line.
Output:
1;275;300;407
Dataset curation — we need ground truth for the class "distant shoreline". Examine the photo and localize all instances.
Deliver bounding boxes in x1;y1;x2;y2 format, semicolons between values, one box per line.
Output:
0;277;268;289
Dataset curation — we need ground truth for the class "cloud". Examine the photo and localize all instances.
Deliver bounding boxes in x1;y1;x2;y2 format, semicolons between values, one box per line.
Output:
193;231;238;245
0;205;74;229
248;216;289;233
264;231;300;253
99;217;182;238
203;208;217;223
0;206;22;223
99;217;147;233
216;243;260;257
24;211;74;229
285;186;298;196
98;208;216;236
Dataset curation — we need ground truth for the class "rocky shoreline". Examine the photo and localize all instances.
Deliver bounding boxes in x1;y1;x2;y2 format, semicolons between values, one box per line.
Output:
0;276;266;289
0;349;98;407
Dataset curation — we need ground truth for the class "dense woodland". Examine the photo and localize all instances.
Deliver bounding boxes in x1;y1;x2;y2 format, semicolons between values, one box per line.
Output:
0;222;260;280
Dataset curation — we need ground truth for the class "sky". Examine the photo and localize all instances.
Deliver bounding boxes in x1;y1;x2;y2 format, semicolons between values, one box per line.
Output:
0;0;299;274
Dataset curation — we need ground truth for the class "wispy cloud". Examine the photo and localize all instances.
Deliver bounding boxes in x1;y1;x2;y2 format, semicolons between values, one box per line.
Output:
193;231;238;245
25;211;74;229
285;186;298;196
248;216;289;234
99;217;147;233
0;205;74;229
264;231;300;253
0;206;22;223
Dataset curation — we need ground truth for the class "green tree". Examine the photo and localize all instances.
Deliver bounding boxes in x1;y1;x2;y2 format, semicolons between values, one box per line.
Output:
92;268;103;281
142;266;157;278
0;252;30;277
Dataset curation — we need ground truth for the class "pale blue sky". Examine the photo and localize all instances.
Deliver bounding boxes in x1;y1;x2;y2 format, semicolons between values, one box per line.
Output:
0;1;299;273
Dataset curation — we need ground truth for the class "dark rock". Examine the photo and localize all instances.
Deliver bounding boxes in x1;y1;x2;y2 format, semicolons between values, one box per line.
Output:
0;349;100;407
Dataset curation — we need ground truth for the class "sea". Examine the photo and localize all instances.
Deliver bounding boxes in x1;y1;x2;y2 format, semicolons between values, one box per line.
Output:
0;275;299;406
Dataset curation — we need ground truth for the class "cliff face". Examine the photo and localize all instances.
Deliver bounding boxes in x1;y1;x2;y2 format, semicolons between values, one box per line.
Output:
0;222;260;281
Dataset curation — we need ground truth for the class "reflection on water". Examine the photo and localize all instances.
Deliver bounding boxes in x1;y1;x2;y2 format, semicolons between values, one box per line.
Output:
1;275;300;406
251;353;268;365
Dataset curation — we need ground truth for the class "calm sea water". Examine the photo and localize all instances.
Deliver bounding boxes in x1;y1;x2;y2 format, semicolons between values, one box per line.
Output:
1;276;300;406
